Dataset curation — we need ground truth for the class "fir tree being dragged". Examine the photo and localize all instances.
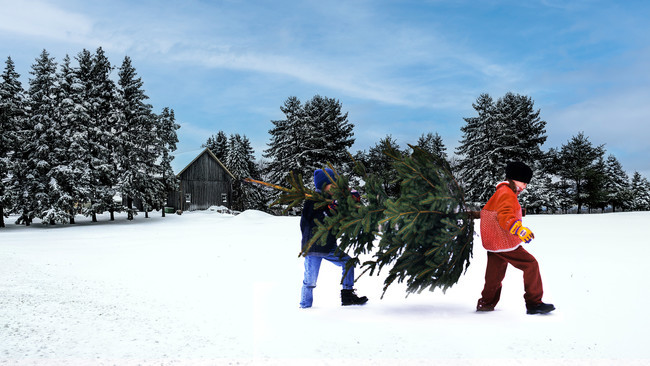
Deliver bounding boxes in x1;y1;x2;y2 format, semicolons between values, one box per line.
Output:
247;144;475;300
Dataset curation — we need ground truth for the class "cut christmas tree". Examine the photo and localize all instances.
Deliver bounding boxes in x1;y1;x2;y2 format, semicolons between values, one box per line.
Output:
246;144;475;297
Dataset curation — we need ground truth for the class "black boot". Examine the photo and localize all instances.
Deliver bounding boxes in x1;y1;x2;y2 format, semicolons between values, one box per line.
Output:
341;289;368;306
526;302;555;315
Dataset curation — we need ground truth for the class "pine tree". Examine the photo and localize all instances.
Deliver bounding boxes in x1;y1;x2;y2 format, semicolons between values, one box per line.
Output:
367;145;474;296
264;95;355;188
643;175;650;211
249;159;273;212
456;93;500;206
554;179;574;214
93;48;123;220
12;49;60;225
519;158;558;214
494;92;547;164
301;95;355;172
51;54;89;224
631;172;650;211
251;158;276;212
545;148;573;213
553;132;605;213
584;156;608;212
75;48;117;222
604;154;631;212
226;134;250;211
457;93;547;207
416;132;448;161
226;134;251;181
362;135;404;198
264;96;306;186
155;107;179;217
203;131;229;161
116;55;157;220
226;134;265;211
249;144;475;297
0;56;26;227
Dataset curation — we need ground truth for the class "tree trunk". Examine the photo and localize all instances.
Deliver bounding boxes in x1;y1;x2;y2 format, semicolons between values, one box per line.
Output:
127;197;134;220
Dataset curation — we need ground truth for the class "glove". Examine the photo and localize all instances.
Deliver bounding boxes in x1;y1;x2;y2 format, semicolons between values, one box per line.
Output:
510;220;534;243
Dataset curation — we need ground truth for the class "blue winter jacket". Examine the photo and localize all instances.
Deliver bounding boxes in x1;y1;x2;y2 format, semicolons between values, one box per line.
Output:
300;199;337;254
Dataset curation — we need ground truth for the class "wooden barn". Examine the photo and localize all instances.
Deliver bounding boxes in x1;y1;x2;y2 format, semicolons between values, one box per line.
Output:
167;148;235;212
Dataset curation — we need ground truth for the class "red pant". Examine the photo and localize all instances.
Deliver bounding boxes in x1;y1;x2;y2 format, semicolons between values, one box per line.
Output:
477;246;544;310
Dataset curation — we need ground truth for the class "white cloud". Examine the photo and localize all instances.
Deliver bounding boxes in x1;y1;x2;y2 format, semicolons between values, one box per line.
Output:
0;0;522;112
544;85;650;177
549;87;650;142
0;0;93;43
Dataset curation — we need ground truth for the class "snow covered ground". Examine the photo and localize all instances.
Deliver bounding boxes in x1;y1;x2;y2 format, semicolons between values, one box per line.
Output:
1;210;649;365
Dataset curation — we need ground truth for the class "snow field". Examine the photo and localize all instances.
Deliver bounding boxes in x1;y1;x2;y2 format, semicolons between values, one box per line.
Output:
1;210;649;365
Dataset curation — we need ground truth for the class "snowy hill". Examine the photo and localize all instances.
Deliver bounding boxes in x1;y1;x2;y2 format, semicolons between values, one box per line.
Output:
1;211;649;365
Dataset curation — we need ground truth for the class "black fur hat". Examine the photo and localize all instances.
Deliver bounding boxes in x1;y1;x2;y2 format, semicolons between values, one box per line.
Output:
505;161;533;184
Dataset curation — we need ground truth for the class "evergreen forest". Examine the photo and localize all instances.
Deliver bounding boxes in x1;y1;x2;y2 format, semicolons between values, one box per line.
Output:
0;49;179;227
2;50;650;228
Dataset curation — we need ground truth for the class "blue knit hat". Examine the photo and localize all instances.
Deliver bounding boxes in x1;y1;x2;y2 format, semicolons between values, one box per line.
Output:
314;168;335;191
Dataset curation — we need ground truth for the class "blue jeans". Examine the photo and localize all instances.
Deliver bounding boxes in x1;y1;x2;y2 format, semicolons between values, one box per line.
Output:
300;252;355;308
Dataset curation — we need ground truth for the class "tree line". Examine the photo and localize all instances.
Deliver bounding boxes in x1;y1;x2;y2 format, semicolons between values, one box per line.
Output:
453;93;650;213
0;48;179;227
249;93;650;214
3;48;649;227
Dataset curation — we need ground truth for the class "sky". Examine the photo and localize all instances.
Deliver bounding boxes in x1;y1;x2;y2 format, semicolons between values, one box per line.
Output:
1;0;649;177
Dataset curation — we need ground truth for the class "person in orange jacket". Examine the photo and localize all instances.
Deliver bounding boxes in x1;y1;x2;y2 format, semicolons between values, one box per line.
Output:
476;161;555;315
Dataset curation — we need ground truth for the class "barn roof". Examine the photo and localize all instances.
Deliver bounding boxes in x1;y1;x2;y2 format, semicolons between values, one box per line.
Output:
174;148;236;180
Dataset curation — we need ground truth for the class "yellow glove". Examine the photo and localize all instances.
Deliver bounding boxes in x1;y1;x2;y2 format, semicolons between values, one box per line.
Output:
510;220;534;243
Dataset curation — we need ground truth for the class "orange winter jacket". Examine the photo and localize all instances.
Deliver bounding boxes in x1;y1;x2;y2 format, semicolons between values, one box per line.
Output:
480;181;523;252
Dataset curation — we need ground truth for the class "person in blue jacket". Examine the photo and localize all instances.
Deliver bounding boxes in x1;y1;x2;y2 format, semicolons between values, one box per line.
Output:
299;168;368;308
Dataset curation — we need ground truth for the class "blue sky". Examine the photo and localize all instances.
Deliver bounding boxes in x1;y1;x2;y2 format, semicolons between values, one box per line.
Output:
1;0;649;177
